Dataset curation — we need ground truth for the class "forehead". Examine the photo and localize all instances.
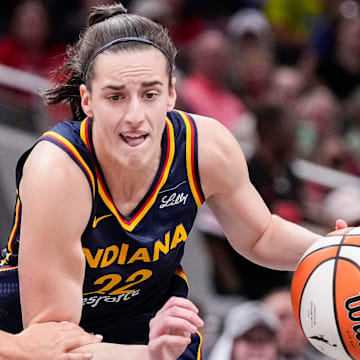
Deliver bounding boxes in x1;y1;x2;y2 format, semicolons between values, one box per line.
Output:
91;47;169;87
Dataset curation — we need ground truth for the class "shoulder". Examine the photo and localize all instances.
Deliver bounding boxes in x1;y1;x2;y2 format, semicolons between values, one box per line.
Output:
191;114;249;199
19;140;92;231
22;140;91;197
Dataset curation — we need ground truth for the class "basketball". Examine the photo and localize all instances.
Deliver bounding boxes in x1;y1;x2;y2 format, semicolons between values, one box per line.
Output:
291;227;360;360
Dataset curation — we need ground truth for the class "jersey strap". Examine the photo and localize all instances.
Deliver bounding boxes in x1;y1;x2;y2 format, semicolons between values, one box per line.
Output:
174;110;204;207
40;130;96;197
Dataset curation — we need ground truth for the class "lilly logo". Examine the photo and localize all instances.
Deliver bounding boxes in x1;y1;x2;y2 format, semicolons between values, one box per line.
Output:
160;192;189;209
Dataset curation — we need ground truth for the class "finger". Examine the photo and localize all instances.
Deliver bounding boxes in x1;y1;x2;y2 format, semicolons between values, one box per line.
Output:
155;303;203;330
158;297;200;315
327;220;352;236
164;306;204;328
58;353;94;360
62;333;103;352
150;307;203;338
150;317;198;339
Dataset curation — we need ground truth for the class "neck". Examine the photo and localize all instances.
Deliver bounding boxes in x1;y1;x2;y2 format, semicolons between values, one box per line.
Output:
95;144;162;216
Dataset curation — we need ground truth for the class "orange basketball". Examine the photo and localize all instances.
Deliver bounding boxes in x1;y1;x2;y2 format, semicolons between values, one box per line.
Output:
291;227;360;359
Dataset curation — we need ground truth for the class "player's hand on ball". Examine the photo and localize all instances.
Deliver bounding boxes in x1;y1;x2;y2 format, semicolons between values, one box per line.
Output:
327;218;352;236
148;297;204;360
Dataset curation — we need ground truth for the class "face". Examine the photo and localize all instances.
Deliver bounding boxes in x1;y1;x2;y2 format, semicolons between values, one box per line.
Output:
264;290;307;356
80;48;176;170
231;326;278;360
13;1;49;47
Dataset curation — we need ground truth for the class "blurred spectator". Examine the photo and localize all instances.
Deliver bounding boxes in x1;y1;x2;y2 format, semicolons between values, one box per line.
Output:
0;0;66;130
178;28;257;157
227;7;274;51
208;300;280;360
295;86;342;159
300;0;346;87
178;29;245;130
248;104;303;218
264;0;324;65
315;14;360;100
343;87;360;161
263;287;331;360
266;66;305;112
302;136;360;223
226;8;275;109
314;136;359;176
0;0;65;78
321;185;360;229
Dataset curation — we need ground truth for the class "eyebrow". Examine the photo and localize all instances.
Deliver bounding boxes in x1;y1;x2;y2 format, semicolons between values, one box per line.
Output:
100;80;164;91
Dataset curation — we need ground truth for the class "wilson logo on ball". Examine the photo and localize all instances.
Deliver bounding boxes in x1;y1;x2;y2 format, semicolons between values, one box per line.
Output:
345;293;360;345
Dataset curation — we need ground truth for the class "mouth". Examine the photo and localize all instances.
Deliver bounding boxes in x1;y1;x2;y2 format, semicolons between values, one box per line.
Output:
120;132;148;147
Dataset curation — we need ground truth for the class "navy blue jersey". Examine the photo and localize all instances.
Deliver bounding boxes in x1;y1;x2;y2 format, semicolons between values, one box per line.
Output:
0;110;205;358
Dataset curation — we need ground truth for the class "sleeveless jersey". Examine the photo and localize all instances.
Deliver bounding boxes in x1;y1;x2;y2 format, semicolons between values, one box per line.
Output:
0;110;205;356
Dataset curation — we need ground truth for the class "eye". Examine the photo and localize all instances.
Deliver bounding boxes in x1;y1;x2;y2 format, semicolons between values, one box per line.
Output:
144;91;158;100
108;94;124;101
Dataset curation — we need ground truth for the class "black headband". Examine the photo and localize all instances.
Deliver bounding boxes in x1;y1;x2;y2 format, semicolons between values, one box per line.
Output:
83;37;172;78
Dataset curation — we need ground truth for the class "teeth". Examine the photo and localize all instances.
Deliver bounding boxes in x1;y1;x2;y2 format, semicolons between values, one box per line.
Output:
123;134;143;138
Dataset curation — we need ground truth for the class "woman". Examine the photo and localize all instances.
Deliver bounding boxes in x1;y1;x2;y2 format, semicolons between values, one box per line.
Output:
0;2;324;359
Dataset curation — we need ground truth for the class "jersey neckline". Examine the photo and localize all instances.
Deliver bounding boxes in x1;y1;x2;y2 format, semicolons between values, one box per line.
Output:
80;116;176;232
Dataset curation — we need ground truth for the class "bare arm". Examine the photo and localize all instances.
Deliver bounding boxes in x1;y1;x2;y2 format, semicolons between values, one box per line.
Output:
0;322;102;360
0;330;25;360
72;297;203;360
18;141;92;325
71;343;148;360
195;114;320;270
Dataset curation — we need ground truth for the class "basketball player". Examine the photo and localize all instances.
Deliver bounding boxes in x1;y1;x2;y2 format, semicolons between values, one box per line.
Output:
0;2;343;359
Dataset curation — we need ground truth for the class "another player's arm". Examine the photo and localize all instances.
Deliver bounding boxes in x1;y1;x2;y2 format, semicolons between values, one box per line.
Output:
0;331;25;360
71;297;203;360
18;141;91;325
195;114;321;270
0;322;102;360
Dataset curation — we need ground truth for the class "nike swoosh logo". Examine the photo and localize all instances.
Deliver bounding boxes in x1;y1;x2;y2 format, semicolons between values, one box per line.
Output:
92;214;112;228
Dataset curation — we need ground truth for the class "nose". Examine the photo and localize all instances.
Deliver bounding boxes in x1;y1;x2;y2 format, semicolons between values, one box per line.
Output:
123;96;144;127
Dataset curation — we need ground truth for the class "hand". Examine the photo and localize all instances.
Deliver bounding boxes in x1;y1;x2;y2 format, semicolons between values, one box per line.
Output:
148;297;204;360
16;321;102;360
327;218;352;236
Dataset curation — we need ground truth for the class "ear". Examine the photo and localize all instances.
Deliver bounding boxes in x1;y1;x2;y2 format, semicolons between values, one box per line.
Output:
167;77;177;111
80;84;94;118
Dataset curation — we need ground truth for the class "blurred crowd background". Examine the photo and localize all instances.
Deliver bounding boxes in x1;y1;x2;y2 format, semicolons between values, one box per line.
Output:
0;0;360;358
